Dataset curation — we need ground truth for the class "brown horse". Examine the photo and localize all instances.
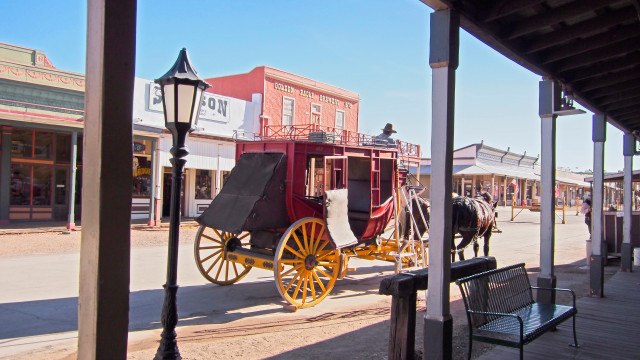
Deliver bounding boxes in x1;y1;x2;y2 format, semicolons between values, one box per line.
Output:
451;192;497;262
396;186;430;241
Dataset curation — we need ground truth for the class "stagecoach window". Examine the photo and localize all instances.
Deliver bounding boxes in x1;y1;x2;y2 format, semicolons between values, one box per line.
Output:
306;156;324;197
195;169;212;199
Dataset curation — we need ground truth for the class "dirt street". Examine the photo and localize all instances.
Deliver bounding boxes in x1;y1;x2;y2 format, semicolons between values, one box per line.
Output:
0;207;616;360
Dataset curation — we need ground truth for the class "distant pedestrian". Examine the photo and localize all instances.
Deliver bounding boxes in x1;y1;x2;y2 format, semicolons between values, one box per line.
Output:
580;198;592;237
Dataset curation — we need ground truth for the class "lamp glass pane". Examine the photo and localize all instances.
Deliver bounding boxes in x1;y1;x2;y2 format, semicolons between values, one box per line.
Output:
162;84;176;124
190;87;204;126
177;83;196;124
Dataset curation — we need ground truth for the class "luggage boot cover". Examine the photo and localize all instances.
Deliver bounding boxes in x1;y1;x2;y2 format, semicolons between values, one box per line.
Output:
197;153;289;234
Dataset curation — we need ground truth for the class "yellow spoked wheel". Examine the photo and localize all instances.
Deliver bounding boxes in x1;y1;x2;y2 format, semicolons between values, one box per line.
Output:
194;225;252;285
399;240;427;269
274;218;340;308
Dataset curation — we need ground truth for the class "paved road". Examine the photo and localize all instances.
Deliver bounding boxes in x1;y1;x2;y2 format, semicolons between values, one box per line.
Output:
0;207;592;359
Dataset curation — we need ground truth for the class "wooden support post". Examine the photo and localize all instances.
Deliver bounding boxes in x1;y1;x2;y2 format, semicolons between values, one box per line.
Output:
537;79;558;304
426;8;458;360
78;1;136;358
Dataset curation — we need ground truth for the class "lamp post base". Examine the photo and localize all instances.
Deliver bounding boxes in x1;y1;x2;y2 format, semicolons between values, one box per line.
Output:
154;284;181;360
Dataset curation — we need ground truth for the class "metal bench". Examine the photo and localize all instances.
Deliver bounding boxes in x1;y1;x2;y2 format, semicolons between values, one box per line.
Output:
456;263;579;360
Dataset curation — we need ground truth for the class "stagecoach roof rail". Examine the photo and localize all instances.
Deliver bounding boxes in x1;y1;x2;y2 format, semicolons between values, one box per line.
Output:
258;124;421;158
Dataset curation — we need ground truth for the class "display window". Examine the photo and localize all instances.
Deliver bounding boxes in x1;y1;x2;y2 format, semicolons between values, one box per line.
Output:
132;139;152;198
195;169;213;199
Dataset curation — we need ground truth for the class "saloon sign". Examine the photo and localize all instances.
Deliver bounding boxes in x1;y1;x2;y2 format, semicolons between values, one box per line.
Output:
148;83;230;123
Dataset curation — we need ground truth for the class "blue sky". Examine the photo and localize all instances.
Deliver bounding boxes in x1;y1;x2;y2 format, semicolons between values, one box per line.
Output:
2;0;633;172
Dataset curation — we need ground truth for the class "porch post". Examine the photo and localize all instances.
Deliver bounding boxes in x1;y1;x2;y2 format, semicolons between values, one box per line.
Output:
621;133;635;272
78;0;136;358
425;8;458;360
149;139;157;226
590;113;606;297
537;79;558;304
0;127;12;224
67;130;78;230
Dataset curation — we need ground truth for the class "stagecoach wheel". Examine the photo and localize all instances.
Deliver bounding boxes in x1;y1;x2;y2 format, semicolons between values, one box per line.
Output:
398;240;427;270
274;218;340;308
194;225;252;285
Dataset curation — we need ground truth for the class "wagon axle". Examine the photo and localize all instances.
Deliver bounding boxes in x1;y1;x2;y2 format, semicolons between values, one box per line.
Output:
304;255;319;270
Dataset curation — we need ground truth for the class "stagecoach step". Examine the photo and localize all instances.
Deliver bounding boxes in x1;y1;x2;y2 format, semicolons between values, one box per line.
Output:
227;247;277;271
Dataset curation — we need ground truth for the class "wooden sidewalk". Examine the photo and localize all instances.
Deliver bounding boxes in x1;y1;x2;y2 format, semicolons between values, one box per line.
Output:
475;267;640;360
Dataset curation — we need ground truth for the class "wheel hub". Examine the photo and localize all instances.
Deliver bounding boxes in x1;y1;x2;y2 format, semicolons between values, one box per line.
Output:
304;254;318;270
226;237;241;251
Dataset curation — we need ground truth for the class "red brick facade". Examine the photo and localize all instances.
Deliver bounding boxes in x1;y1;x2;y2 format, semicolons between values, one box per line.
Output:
206;66;360;135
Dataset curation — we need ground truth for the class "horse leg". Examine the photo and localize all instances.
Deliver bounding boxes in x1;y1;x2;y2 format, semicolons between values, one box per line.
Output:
483;233;491;256
472;238;479;258
457;235;468;261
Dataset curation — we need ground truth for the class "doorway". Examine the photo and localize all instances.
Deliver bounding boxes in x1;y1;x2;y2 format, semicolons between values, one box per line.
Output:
162;169;187;217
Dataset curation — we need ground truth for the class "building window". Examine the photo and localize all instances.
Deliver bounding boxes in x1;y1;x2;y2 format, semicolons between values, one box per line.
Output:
311;103;321;125
283;97;294;126
335;110;345;130
221;170;231;188
195;169;213;199
132;139;152;198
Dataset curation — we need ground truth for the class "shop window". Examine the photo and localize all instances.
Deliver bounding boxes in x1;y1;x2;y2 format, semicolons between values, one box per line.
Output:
10;164;31;205
283;97;294;126
11;129;33;158
34;132;53;160
195;169;212;199
32;166;52;205
56;134;71;164
133;155;151;197
221;170;231;188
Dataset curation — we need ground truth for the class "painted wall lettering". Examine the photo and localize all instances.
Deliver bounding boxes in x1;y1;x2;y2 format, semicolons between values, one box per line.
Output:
274;82;295;94
148;82;230;123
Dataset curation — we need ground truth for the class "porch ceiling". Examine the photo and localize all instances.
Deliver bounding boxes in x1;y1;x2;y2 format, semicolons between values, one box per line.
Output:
421;0;640;136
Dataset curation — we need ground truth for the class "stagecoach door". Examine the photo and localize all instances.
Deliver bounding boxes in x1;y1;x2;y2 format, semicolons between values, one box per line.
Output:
323;156;348;191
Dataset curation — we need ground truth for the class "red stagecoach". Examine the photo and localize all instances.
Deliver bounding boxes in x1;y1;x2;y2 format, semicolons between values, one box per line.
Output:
194;124;426;308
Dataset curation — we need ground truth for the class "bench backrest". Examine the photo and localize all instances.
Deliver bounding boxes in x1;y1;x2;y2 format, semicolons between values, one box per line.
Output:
456;263;534;328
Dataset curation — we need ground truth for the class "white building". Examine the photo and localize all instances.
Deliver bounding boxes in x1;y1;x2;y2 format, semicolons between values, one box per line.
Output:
131;77;261;222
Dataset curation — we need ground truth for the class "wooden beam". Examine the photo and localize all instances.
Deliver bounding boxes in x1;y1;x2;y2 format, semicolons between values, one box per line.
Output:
552;37;640;73
78;0;136;359
506;0;613;40
540;25;640;64
598;92;640;107
579;68;640;92
523;7;637;53
482;0;546;22
585;79;640;99
562;53;640;83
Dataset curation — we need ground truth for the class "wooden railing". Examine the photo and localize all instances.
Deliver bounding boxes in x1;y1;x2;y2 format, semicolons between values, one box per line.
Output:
378;257;497;360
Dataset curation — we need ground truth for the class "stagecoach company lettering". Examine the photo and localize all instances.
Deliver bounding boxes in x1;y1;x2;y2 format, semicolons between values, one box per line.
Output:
274;82;295;94
148;83;230;123
273;81;352;109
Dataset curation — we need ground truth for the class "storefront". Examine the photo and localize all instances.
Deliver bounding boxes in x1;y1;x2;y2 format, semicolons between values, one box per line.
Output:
132;77;260;223
5;127;82;221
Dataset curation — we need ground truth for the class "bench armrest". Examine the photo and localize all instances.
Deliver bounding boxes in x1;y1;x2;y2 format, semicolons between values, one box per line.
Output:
530;286;576;307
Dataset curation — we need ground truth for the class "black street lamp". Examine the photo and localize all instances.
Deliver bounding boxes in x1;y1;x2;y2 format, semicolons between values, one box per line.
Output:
154;48;210;360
